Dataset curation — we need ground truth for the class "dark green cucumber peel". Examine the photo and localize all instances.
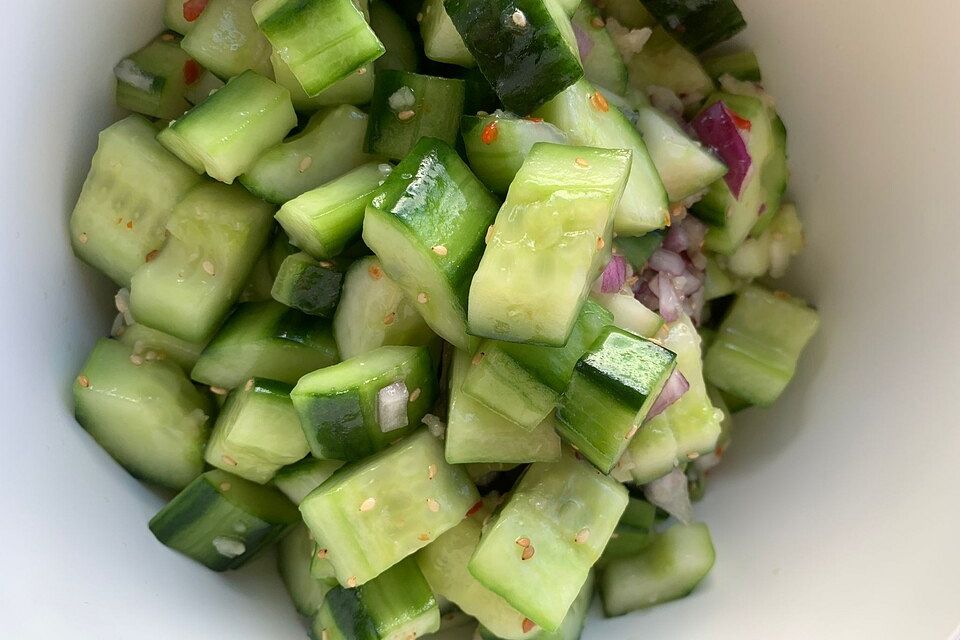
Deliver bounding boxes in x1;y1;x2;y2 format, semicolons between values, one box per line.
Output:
640;0;746;54
271;252;347;318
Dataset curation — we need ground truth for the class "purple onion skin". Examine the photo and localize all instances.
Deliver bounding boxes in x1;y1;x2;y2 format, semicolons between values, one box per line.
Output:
600;255;628;293
573;22;595;60
692;101;752;199
645;371;690;421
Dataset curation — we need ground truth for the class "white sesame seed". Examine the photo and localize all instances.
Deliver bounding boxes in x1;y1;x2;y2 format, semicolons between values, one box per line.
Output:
398;110;416;121
383;312;396;326
431;245;448;256
574;528;590;544
485;225;495;243
625;424;639;440
316;548;328;559
129;354;144;366
78;232;88;244
521;545;535;560
418;533;430;541
221;454;237;467
591;16;605;28
144;350;158;361
516;537;530;548
417;292;428;304
202;260;216;276
77;375;90;388
298;156;313;173
359;497;377;512
410;388;422;403
210;386;228;396
245;378;254;391
161;33;176;42
319;260;334;268
219;482;231;492
427;463;437;479
511;9;527;27
426;498;440;512
687;452;700;460
575;157;589;168
346;576;358;588
356;66;367;75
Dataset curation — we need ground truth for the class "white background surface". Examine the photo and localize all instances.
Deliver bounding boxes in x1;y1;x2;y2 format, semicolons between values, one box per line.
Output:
1;0;958;638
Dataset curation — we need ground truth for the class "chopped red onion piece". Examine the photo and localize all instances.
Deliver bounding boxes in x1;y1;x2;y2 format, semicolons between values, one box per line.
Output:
656;272;681;322
691;101;752;198
598;255;628;293
573;21;595;60
644;467;693;524
648;249;686;276
377;381;409;432
646;370;689;421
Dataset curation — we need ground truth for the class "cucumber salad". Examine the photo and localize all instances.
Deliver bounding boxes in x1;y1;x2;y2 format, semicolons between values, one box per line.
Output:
69;0;820;637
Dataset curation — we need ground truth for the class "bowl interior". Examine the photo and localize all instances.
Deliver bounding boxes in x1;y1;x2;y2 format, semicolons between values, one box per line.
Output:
2;0;959;637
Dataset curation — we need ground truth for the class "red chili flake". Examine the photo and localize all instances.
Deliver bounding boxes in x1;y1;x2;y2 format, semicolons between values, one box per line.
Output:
731;112;752;131
590;91;609;112
465;500;484;517
481;121;499;145
182;0;208;22
183;59;202;85
521;619;536;634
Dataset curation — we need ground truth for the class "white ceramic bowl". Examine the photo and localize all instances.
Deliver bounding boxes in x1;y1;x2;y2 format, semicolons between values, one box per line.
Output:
3;1;959;638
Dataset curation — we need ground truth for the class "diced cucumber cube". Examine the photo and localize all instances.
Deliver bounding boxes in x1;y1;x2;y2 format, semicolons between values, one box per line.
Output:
117;323;209;372
600;522;716;616
468;143;631;346
271;52;376;113
69;116;203;286
363;137;499;351
468;449;627;630
158;71;297;184
704;285;819;406
180;0;274;79
571;2;627;95
461;113;568;195
371;1;420;73
129;182;275;344
253;0;384;97
627;27;715;109
446;349;561;465
703;50;762;83
73;338;211;490
270;252;345;318
311;558;440;640
462;343;557;430
203;378;309;484
291;346;436;461
590;292;664;338
476;572;595;640
597;498;656;567
420;0;474;67
300;430;479;586
114;33;196;120
240;105;374;205
333;256;436;361
365;71;466;161
273;457;345;505
149;469;298;570
445;0;583;115
279;523;334;616
191;301;339;390
556;326;677;473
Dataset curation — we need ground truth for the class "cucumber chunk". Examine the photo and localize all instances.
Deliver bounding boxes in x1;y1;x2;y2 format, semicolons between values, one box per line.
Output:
291;346;436;461
363;137;499;351
311;557;440;640
556;326;677;473
535;79;669;236
272;53;376;113
371;0;420;73
73;338;211;490
468;143;631;346
365;70;466;161
600;522;716;616
703;285;819;406
627;27;714;109
614;229;663;268
702;50;762;83
129;182;275;343
163;0;198;35
463;343;557;430
279;523;335;616
634;105;727;202
149;469;298;571
69;116;203;286
468;449;628;631
191;300;339;389
300;430;480;586
277;163;392;261
271;252;345;318
461;112;568;195
333;256;436;360
253;0;384;97
274;457;345;504
445;0;583;115
753;113;789;237
446;349;562;465
204;378;310;483
180;0;273;79
590;292;663;338
241;105;374;204
158;71;297;184
114;33;196;120
597;498;656;566
640;0;746;54
117;322;209;371
476;572;595;640
420;0;475;67
571;2;627;95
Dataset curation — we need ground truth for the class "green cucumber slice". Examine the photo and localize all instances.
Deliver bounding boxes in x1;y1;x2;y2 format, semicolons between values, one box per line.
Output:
420;0;475;67
240;105;374;204
572;2;627;95
149;469;298;570
627;27;714;108
180;0;273;79
371;0;420;72
468;143;631;346
702;50;762;83
117;322;209;371
158;71;297;184
476;572;595;640
462;343;558;430
279;523;335;616
271;252;345;318
333;256;435;360
363;137;499;351
274;457;345;504
299;430;480;586
204;378;310;484
590;292;664;338
272;53;375;113
73;338;211;490
69;115;203;286
468;449;627;631
291;345;437;461
640;0;745;54
114;33;196;120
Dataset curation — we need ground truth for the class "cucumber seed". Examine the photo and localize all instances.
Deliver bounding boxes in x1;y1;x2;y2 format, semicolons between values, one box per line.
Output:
359;497;377;512
511;9;527;27
417;292;429;304
202;260;216;276
298;156;313;173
